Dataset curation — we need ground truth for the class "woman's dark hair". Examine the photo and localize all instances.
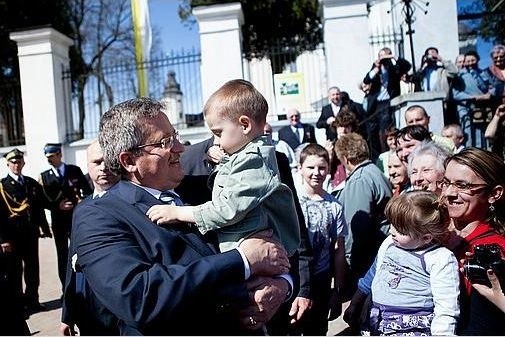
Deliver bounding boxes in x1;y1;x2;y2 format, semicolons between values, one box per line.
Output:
395;125;432;145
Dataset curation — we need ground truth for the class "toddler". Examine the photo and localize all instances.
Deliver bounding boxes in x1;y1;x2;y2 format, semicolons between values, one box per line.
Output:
147;79;300;256
369;190;459;335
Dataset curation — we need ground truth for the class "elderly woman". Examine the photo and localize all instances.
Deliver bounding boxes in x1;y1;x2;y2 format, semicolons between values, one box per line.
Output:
408;141;451;193
440;147;505;335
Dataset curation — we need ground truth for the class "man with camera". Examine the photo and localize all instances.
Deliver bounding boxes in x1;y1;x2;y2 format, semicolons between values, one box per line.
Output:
362;47;411;161
417;47;458;95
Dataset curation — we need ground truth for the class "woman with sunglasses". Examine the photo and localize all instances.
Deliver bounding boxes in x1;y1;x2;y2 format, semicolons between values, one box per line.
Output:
440;147;505;335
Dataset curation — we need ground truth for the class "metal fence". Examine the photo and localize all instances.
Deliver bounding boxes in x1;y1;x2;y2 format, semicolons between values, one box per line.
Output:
62;49;203;142
0;78;24;146
245;42;327;119
369;27;405;59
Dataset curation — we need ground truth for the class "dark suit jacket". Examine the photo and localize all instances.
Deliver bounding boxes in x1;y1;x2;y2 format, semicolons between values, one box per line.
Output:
70;180;250;335
316;102;367;141
40;164;92;226
1;175;50;239
278;124;317;151
175;137;215;206
363;57;411;101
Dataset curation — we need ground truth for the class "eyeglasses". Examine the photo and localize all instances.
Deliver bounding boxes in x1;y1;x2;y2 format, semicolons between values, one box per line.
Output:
289;115;300;119
135;131;180;151
437;179;488;191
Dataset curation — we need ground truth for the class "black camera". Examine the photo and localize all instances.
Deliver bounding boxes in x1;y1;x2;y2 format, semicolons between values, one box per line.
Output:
379;57;392;66
463;244;505;289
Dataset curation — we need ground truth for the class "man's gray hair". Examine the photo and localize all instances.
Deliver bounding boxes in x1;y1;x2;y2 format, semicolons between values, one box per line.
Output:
407;140;450;176
99;97;164;175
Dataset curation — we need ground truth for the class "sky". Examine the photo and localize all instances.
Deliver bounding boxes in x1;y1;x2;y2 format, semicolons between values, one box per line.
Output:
148;0;495;66
149;0;200;53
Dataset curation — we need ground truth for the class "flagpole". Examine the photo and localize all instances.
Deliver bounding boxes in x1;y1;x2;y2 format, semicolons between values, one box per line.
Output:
131;0;151;97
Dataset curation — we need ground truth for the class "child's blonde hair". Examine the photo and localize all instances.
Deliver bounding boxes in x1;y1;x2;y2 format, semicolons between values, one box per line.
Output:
203;79;268;124
385;190;450;243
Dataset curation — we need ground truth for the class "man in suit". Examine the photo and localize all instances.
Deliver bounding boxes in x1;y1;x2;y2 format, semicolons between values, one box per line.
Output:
279;108;317;151
362;47;411;160
1;149;52;313
316;87;366;142
60;140;120;336
39;143;92;292
70;97;292;334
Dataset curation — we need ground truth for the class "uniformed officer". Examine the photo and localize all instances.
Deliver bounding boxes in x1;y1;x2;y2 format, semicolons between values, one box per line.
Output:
1;148;52;313
39;143;92;291
0;179;30;335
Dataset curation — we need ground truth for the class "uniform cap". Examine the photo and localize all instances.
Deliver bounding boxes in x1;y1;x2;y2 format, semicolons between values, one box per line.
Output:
3;148;24;161
44;143;62;157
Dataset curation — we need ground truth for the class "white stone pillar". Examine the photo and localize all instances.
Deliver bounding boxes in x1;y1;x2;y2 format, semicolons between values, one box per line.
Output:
10;28;73;178
320;0;370;102
193;2;244;103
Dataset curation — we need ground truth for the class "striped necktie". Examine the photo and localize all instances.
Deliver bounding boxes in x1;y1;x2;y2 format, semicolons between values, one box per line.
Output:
159;191;183;205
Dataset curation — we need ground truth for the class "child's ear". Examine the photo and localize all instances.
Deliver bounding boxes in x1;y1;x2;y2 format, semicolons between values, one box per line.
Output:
238;115;251;133
422;233;434;245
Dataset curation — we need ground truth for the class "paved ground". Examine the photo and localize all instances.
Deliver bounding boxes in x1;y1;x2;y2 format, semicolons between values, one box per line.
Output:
27;238;351;336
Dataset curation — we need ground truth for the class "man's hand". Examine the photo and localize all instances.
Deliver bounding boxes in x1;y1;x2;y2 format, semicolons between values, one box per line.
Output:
326;116;336;126
239;230;290;276
289;296;312;324
59;322;75;336
239;276;289;330
475;93;491;101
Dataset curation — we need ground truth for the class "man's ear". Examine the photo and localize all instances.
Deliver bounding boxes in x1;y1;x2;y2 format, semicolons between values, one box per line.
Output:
119;151;137;173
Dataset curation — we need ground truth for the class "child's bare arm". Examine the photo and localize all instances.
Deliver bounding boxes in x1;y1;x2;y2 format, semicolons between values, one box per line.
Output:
147;205;196;224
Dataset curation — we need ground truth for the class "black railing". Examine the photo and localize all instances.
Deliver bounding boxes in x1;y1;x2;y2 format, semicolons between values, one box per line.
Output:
63;49;203;142
0;78;24;146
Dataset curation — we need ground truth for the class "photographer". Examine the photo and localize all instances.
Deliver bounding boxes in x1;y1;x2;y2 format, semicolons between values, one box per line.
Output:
362;47;411;161
417;47;458;95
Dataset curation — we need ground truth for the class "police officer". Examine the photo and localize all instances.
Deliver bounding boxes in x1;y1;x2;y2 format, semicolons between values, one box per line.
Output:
1;148;52;313
39;143;92;291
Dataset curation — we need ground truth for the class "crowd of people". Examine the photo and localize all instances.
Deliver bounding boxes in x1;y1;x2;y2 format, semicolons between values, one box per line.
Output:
1;43;505;336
